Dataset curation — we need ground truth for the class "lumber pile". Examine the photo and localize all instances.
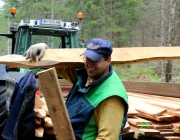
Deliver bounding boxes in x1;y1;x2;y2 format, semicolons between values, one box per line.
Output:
125;92;180;140
35;79;180;139
34;79;71;138
34;94;55;137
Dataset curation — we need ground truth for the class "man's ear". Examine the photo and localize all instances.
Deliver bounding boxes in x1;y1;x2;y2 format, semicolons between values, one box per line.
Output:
107;57;111;64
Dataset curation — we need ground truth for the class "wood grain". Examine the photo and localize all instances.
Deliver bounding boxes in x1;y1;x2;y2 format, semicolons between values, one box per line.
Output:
1;47;180;68
37;67;75;140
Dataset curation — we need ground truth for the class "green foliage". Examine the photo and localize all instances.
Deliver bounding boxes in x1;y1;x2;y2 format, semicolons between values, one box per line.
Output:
0;0;147;46
114;63;163;82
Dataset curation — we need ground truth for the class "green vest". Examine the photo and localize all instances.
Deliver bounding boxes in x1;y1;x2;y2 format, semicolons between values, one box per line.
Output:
82;71;128;140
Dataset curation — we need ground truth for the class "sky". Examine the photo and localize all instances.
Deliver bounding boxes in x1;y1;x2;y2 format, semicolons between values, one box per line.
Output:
0;0;4;8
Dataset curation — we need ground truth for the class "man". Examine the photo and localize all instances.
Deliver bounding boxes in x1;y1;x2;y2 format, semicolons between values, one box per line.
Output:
23;38;129;140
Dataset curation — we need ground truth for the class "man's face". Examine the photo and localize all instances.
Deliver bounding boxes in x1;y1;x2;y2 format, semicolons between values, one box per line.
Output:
84;56;111;81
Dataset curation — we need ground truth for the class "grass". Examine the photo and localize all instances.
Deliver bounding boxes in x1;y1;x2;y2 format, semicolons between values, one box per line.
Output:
113;61;164;82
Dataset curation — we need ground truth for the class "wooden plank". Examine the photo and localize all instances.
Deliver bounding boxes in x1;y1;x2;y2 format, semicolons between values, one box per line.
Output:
1;47;180;68
129;123;154;129
37;67;75;140
129;98;167;116
172;128;180;133
167;110;180;117
160;132;179;136
121;129;135;138
35;94;45;108
128;96;180;111
138;112;175;121
122;122;131;133
164;136;180;140
35;127;44;137
128;92;180;107
130;126;160;136
127;92;180;103
172;122;180;129
158;129;173;132
128;107;139;117
128;117;152;126
124;81;180;98
151;121;172;129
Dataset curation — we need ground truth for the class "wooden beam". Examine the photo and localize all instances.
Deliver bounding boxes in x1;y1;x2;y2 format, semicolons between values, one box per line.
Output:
1;47;180;68
128;98;167;116
138;112;175;121
130;125;160;136
37;67;75;140
164;136;180;140
128;96;180;111
123;81;180;98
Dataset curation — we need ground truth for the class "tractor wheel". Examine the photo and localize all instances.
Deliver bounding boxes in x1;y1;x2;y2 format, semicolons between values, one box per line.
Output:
0;82;8;139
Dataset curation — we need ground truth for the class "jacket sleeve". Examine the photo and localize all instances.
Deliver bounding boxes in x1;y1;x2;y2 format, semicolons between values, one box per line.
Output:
55;68;77;84
94;96;125;140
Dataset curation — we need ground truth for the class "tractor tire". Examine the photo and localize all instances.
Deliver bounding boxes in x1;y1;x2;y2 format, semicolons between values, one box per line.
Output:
0;81;8;140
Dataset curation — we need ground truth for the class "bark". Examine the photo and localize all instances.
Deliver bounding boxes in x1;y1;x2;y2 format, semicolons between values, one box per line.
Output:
101;0;105;38
165;0;176;82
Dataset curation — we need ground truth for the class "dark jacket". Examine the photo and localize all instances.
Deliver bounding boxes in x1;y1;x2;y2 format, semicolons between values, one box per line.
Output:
2;70;38;140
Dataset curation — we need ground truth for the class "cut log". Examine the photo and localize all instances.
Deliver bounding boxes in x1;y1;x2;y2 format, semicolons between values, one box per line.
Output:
40;104;49;116
45;128;55;135
35;117;42;126
34;108;46;118
35;95;45;108
44;117;53;128
39;97;47;104
35;127;44;137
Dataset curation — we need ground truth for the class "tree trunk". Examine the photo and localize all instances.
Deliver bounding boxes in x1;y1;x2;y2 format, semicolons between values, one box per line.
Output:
101;0;105;38
164;0;176;82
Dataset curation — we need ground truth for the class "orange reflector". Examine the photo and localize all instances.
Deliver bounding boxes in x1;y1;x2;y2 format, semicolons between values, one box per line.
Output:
77;12;83;20
9;66;17;68
10;7;16;15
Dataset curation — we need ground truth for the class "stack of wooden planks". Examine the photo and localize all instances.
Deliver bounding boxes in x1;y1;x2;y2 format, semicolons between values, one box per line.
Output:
35;79;180;139
125;92;180;140
34;94;55;137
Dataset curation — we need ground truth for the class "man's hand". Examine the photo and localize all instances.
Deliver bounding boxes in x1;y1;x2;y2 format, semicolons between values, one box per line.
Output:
23;43;50;61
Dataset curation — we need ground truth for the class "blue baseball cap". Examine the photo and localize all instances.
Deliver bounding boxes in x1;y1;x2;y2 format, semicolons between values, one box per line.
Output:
81;38;113;61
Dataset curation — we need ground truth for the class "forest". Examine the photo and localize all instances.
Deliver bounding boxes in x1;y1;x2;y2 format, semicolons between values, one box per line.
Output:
0;0;180;83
